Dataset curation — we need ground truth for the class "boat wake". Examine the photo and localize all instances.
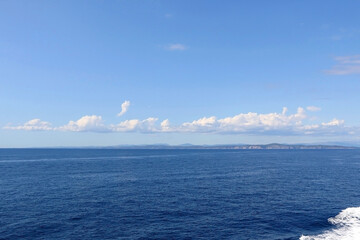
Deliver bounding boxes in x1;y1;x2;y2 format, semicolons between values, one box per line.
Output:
300;207;360;240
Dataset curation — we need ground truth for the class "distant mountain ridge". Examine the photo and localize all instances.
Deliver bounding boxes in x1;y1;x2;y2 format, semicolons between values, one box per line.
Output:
16;143;359;149
95;143;358;150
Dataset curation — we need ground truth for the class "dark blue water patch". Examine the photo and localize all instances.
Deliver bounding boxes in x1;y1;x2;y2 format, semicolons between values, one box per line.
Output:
1;149;360;239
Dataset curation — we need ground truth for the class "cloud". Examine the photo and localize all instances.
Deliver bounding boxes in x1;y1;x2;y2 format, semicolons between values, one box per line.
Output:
325;66;360;75
163;107;351;136
299;118;348;135
58;115;109;132
165;44;187;51
160;119;171;132
178;107;307;134
4;119;52;131
111;117;158;132
181;116;217;132
334;55;360;64
306;106;321;112
325;55;360;75
4;107;355;136
321;118;345;126
117;100;130;116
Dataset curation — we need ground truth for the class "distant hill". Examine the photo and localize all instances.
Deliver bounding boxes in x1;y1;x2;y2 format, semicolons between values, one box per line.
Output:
99;143;358;150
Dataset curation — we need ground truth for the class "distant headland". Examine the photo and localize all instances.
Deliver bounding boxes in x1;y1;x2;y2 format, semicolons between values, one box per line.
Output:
89;143;358;150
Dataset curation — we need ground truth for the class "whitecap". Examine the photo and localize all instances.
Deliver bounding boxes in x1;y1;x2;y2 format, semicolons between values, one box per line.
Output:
300;207;360;240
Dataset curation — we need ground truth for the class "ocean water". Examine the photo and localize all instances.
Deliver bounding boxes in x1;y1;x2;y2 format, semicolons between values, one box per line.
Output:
1;149;360;240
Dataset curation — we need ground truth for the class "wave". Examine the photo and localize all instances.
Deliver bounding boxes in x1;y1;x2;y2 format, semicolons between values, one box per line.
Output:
0;154;180;163
300;207;360;240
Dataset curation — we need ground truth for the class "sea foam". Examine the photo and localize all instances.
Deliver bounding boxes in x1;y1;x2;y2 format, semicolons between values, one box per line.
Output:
300;207;360;240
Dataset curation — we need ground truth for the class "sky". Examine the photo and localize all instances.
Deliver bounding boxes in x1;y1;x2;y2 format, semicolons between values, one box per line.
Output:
1;0;360;147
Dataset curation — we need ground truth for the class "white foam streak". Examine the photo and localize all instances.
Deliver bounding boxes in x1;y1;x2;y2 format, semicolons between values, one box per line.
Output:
300;207;360;240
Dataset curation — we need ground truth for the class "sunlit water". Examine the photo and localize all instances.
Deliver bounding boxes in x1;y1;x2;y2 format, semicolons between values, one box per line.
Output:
1;149;360;239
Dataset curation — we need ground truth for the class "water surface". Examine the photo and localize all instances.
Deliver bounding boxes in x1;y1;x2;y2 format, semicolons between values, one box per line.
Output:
1;149;360;239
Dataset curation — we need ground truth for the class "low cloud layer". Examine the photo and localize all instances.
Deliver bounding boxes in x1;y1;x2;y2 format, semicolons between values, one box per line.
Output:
58;115;108;132
4;106;356;137
4;119;52;131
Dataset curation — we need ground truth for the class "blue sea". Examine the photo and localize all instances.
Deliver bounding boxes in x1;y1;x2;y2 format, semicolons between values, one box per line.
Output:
1;149;360;240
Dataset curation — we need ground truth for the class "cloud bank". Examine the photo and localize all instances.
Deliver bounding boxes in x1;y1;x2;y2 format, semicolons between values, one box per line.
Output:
4;119;52;131
4;106;356;137
58;115;108;132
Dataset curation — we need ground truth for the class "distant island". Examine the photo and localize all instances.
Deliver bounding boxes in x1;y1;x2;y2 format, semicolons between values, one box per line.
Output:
93;143;358;150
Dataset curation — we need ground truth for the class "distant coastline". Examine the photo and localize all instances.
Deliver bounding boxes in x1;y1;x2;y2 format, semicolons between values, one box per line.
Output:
2;143;359;149
71;143;359;150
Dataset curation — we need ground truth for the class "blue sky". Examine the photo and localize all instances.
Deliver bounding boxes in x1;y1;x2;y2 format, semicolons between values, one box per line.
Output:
1;0;360;147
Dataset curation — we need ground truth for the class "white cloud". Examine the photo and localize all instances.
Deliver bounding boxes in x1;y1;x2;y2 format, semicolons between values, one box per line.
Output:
307;106;321;112
111;117;158;132
334;55;360;64
117;100;130;116
4;107;355;136
172;107;352;136
165;44;187;51
325;55;360;75
299;118;347;135
321;118;345;127
178;107;307;134
282;107;288;115
160;119;171;131
325;66;360;75
181;116;217;132
58;115;109;132
4;119;52;131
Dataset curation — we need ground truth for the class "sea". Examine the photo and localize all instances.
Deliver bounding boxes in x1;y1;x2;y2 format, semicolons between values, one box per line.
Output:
1;149;360;240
